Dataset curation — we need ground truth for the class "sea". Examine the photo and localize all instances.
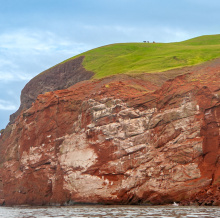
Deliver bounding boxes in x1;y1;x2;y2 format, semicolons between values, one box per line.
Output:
0;205;220;218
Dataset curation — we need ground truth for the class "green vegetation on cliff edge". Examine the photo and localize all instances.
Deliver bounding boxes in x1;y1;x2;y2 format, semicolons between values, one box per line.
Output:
62;34;220;79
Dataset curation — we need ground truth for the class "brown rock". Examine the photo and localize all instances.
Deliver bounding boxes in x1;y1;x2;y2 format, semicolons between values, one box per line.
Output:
0;199;5;206
0;58;219;206
10;56;94;124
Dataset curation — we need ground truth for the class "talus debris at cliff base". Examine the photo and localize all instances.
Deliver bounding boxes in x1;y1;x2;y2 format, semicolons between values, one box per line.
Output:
0;58;220;206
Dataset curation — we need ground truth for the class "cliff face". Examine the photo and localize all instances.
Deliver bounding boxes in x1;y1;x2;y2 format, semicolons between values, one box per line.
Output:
0;59;219;206
10;56;94;124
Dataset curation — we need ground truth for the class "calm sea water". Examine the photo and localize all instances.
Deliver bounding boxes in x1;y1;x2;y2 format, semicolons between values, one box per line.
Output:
0;205;220;218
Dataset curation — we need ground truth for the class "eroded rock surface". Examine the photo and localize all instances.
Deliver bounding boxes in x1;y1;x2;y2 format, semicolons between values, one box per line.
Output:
10;56;94;124
0;60;220;206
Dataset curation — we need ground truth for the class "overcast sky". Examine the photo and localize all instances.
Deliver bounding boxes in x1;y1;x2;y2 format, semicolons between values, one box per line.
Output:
0;0;220;130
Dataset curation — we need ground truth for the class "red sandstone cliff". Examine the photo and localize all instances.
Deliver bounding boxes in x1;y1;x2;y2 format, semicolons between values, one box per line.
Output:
9;56;94;124
0;58;219;206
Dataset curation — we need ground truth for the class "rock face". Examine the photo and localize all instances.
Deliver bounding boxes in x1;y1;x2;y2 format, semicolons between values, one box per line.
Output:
10;56;94;124
0;58;220;206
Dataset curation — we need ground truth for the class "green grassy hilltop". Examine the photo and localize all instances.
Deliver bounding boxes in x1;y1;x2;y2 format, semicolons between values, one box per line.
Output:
63;34;220;79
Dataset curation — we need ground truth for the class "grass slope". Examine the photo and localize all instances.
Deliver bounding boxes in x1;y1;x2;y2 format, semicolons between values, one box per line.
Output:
63;34;220;79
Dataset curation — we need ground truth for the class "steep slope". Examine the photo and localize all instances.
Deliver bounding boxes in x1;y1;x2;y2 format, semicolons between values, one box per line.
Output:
10;34;220;124
10;56;94;124
70;34;220;78
0;34;219;206
0;57;219;206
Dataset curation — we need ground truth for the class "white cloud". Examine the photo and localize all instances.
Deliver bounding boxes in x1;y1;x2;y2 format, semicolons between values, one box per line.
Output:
81;24;191;43
0;29;91;54
0;29;92;83
0;99;17;110
0;26;192;83
0;30;67;52
0;72;14;81
161;27;191;42
0;69;33;82
0;26;192;84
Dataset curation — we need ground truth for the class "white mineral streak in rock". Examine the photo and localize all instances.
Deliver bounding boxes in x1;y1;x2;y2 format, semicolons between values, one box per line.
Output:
55;97;207;201
100;123;121;139
172;163;201;182
21;147;42;167
63;172;115;200
59;132;97;171
3;160;22;179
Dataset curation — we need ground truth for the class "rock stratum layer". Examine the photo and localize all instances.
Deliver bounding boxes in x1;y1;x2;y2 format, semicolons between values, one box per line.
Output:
0;58;220;206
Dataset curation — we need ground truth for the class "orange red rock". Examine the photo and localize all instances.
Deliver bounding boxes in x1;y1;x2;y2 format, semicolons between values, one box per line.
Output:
0;60;219;206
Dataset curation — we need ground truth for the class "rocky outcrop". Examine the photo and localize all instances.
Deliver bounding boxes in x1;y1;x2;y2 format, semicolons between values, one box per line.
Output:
10;56;94;124
0;177;4;206
0;59;220;206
